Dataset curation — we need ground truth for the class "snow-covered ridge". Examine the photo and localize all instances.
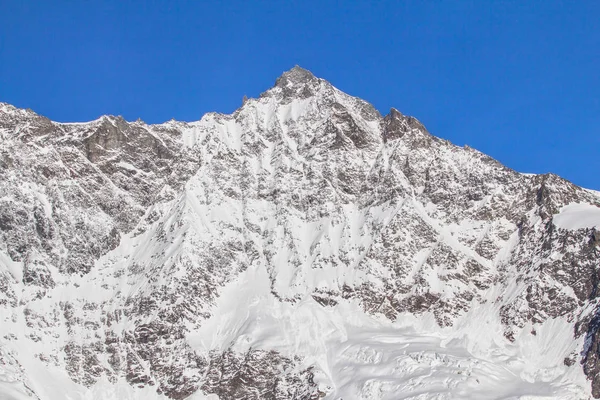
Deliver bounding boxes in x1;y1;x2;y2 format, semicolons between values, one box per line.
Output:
1;66;600;399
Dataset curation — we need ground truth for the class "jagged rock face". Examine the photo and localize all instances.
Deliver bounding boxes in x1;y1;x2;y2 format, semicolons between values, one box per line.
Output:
1;66;600;399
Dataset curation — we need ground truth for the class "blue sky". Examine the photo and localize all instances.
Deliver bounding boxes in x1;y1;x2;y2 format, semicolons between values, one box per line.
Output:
1;1;598;189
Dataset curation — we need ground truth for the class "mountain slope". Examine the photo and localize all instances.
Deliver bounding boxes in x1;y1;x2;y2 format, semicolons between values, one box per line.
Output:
1;66;600;399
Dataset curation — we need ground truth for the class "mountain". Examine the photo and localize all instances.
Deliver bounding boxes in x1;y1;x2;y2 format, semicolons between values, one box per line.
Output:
1;66;600;399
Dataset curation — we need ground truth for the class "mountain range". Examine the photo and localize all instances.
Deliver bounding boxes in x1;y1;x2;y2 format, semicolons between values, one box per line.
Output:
1;66;600;399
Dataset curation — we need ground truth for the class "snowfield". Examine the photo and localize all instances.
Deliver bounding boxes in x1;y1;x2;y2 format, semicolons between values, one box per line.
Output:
553;203;600;230
186;264;588;400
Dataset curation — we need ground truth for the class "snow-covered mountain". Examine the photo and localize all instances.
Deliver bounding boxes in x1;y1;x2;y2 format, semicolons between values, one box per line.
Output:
1;66;600;399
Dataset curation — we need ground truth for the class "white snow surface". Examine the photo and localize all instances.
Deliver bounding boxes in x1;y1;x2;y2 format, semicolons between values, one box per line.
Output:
553;203;600;230
187;265;588;400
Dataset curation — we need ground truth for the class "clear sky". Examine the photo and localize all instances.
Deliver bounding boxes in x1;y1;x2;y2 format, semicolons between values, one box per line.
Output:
1;1;598;189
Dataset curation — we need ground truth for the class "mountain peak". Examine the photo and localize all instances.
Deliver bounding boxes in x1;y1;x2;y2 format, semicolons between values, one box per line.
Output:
275;65;317;88
260;65;326;101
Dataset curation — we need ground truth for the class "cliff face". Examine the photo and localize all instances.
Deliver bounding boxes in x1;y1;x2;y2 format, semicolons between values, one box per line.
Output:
1;67;600;399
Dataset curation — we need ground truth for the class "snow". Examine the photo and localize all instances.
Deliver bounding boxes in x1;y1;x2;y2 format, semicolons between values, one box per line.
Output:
116;161;145;175
186;263;588;400
1;67;599;399
553;202;600;230
0;249;23;283
0;382;32;400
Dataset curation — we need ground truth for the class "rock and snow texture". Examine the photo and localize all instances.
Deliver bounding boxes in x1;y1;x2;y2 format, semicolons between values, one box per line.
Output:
0;66;600;399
